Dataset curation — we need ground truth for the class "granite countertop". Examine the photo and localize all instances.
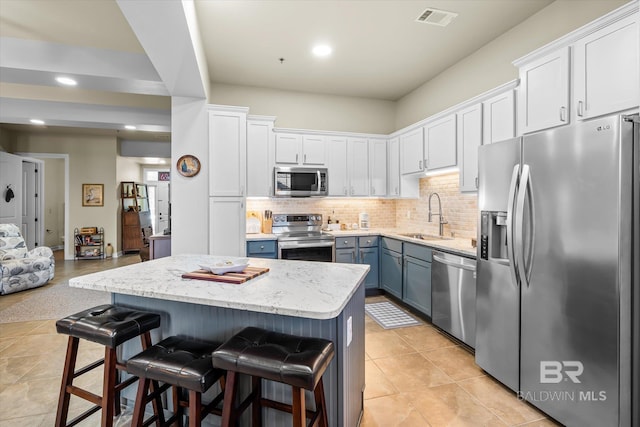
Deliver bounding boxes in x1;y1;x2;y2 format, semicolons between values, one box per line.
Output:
68;255;369;320
246;229;476;258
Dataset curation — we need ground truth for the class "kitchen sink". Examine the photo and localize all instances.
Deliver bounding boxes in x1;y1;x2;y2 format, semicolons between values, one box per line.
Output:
399;233;454;241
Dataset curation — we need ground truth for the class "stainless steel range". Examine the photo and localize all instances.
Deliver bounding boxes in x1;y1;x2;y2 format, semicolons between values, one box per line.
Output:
273;214;335;262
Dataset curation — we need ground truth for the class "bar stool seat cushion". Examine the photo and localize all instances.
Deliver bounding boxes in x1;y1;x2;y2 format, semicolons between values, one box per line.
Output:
211;327;335;390
127;336;224;393
56;304;161;348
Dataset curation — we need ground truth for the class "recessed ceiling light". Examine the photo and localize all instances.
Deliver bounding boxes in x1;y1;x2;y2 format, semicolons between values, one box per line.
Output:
30;119;45;125
312;45;332;57
55;76;77;86
125;125;137;130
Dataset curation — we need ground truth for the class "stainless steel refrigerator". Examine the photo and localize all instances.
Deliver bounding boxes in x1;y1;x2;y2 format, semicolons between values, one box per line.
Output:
476;112;639;427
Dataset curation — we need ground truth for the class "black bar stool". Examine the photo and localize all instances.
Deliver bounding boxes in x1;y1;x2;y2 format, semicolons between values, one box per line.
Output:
55;304;162;427
126;336;226;427
211;327;335;427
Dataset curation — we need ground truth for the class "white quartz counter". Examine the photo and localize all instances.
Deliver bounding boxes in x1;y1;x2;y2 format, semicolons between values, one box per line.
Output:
69;255;369;320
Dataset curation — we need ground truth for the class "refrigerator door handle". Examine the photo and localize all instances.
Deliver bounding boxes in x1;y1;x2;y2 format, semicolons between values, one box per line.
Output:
515;164;535;287
506;164;520;287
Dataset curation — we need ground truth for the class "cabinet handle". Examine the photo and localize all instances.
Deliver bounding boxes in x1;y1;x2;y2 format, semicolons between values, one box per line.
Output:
344;187;347;195
296;153;299;163
367;240;371;244
475;177;479;188
360;250;364;260
351;186;354;195
352;251;356;262
371;187;375;195
304;154;307;163
260;245;264;249
344;240;349;244
577;101;584;117
397;256;401;265
425;158;429;168
418;160;422;170
560;106;567;122
240;185;244;196
395;186;399;195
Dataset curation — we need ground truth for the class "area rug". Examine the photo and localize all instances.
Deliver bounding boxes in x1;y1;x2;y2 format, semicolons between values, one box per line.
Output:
365;301;421;329
0;281;111;324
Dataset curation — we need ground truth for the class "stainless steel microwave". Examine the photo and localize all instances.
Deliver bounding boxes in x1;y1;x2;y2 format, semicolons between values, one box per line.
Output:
273;167;328;197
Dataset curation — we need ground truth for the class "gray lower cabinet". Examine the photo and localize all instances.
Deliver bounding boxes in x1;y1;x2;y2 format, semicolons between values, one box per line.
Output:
380;238;402;298
402;243;432;317
335;236;379;289
246;240;277;259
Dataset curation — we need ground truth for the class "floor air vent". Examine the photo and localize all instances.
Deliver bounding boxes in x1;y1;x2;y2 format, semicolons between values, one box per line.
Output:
415;7;458;27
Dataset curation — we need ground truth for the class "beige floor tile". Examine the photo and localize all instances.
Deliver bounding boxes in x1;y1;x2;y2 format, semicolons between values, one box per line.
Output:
365;360;398;400
26;319;59;335
0;320;42;339
374;353;454;391
515;419;563;427
395;325;458;352
408;383;508;427
458;376;546;425
423;346;484;381
0;337;18;353
0;354;41;385
365;330;416;359
361;394;431;427
0;333;67;358
0;377;61;420
364;314;385;334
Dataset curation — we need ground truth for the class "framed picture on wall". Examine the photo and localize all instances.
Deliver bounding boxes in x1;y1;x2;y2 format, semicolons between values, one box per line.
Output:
82;184;104;207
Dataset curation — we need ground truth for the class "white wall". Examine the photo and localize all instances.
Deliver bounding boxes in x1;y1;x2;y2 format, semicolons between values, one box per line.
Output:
210;83;396;134
395;0;628;129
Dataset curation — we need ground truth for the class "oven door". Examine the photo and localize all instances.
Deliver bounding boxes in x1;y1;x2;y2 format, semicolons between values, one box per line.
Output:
278;240;335;262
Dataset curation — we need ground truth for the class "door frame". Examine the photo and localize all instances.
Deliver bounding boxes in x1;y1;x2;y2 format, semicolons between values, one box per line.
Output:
17;152;71;260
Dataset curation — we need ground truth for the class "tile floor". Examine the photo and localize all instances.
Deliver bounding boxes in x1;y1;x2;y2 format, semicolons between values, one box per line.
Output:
0;254;561;426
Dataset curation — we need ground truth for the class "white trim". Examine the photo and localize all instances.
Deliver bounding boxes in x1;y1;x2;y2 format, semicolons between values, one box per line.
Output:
513;0;639;67
247;115;277;122
206;104;250;114
16;152;71;260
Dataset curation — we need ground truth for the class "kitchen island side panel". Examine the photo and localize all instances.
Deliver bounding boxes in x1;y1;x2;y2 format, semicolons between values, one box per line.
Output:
113;282;365;426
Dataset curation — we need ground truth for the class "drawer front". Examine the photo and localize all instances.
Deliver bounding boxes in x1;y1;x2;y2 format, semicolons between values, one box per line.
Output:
246;240;277;255
335;236;356;249
404;242;432;262
358;236;378;248
381;237;402;253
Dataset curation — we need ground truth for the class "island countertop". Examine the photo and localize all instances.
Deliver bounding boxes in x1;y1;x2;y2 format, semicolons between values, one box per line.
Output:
69;254;369;320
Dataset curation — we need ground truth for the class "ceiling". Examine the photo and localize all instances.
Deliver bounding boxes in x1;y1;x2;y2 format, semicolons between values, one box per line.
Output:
0;0;555;140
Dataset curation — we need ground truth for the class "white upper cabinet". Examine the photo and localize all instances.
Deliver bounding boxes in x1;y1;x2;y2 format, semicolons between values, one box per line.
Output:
348;138;369;196
302;135;326;165
483;90;515;144
517;46;570;134
328;136;349;196
400;127;424;175
387;138;400;197
208;107;247;197
457;104;482;193
369;139;387;197
424;114;457;170
274;133;326;166
573;13;639;120
247;117;275;197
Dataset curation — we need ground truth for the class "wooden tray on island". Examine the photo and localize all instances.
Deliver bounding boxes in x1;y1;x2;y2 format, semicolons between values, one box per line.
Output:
182;266;269;284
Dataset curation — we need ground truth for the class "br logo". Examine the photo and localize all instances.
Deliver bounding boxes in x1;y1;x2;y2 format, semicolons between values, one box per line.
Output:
540;361;584;384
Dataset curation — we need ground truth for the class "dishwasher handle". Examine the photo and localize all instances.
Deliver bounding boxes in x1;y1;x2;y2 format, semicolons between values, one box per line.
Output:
432;253;476;272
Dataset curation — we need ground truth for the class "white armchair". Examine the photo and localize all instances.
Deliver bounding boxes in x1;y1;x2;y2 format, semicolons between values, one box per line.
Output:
0;223;55;295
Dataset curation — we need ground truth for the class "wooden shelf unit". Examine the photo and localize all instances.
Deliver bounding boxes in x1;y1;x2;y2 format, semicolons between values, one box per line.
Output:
74;227;104;260
121;182;152;253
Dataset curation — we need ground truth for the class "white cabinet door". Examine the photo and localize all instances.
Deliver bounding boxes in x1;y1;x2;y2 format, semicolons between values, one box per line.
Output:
483;90;515;144
348;138;369;196
424;114;456;170
574;13;639;120
274;133;301;164
209;197;245;257
369;139;387;197
247;118;275;197
400;128;424;175
457;104;482;193
328;136;348;196
302;135;326;165
209;109;246;197
518;47;570;134
387;138;400;197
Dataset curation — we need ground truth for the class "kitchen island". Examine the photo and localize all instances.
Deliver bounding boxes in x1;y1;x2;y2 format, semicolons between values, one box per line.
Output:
69;255;369;426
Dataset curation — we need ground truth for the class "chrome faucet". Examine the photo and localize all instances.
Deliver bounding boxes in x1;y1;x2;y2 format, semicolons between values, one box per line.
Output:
428;192;448;237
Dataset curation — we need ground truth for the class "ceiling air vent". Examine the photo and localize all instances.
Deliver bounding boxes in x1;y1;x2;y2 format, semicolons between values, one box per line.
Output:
415;7;458;27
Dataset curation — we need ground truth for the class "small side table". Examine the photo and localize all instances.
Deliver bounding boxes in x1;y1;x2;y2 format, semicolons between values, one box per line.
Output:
148;234;171;260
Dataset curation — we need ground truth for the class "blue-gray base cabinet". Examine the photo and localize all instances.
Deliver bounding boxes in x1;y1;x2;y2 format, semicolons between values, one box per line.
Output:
246;239;277;259
335;236;379;289
380;237;402;299
403;242;432;317
113;283;365;427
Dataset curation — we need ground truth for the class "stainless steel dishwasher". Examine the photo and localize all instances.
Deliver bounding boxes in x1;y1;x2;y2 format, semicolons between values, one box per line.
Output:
431;251;477;348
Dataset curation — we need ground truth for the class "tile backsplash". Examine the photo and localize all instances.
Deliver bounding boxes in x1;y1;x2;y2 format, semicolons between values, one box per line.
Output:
247;172;478;238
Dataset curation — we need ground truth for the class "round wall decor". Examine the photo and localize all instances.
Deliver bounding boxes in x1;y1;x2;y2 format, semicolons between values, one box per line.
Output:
176;155;201;177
